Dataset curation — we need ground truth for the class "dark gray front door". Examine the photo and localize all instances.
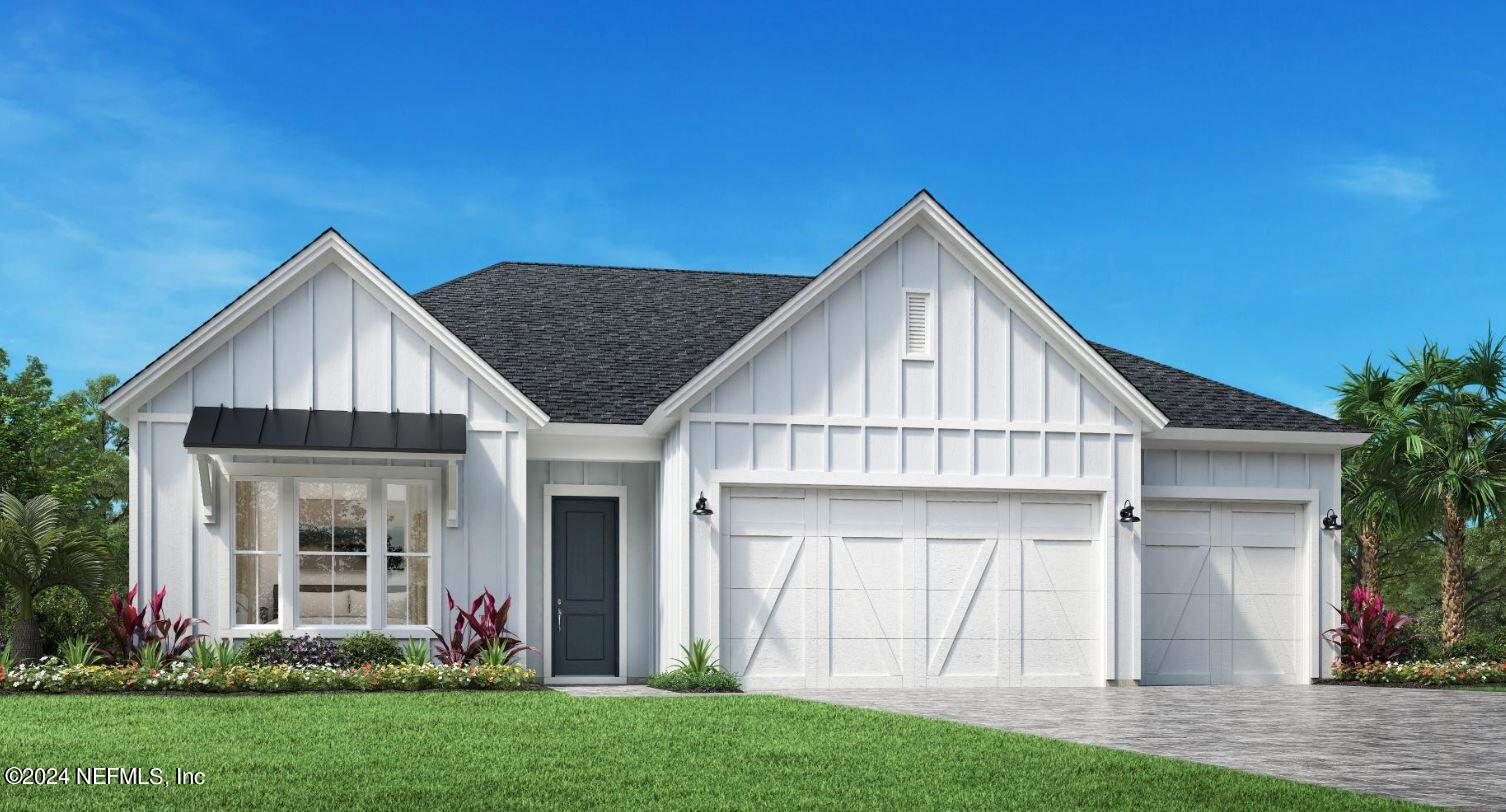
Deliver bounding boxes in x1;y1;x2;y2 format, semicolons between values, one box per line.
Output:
551;497;618;677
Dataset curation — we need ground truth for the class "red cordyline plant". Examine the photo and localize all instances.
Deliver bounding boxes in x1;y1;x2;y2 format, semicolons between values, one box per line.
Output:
1324;585;1412;666
430;588;531;666
105;584;206;664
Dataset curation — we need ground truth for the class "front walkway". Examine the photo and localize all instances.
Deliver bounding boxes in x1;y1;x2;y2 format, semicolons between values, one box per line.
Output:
765;685;1504;810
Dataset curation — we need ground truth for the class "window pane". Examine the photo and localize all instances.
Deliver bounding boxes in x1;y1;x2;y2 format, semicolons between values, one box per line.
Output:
234;480;278;552
297;554;333;624
333;555;367;624
386;556;428;626
235;555;279;625
334;483;367;553
385;484;428;554
298;481;333;551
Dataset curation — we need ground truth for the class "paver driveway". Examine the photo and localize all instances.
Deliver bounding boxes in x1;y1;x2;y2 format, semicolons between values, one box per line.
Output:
767;685;1504;809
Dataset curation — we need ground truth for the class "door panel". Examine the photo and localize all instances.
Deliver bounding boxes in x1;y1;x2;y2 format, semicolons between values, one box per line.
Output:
721;488;1100;689
551;497;618;677
1142;501;1305;685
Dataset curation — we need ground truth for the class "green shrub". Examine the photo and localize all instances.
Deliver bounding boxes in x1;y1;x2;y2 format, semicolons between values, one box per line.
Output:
0;658;536;693
1448;629;1506;662
238;631;285;664
647;668;741;693
0;588;110;655
337;632;402;665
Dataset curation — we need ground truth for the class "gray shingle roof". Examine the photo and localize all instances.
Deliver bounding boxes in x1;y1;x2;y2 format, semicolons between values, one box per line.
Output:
414;261;1352;432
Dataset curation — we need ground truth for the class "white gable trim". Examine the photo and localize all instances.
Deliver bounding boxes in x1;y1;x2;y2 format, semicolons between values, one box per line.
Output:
642;191;1170;434
101;230;550;427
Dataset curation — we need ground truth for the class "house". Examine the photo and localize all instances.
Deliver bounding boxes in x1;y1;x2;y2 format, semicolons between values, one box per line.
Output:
102;191;1366;687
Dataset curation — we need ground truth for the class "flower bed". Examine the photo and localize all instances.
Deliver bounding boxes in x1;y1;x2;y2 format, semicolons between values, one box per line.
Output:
1330;657;1506;686
1;658;535;694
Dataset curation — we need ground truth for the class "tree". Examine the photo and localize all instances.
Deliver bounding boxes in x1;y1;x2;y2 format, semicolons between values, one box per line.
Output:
1369;337;1506;648
0;493;108;660
1335;359;1404;594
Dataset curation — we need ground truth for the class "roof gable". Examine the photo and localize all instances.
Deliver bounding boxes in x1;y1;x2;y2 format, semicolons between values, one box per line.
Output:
642;191;1171;433
101;230;549;426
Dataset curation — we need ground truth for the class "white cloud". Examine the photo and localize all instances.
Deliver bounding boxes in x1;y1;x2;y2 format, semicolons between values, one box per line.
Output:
1325;156;1441;202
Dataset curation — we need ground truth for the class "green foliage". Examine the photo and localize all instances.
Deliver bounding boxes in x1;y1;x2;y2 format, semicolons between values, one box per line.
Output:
1;660;536;693
336;632;402;665
476;642;516;667
191;640;241;669
1448;629;1506;662
135;641;164;669
238;631;284;664
400;639;431;666
646;668;741;693
0;493;109;659
0;640;11;674
59;635;101;666
671;638;720;676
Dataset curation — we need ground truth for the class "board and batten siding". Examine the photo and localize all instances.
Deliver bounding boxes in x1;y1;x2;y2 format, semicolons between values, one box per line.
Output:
670;225;1145;677
129;262;525;637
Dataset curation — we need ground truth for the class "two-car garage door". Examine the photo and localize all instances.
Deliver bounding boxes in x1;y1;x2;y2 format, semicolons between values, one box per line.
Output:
1141;501;1309;685
720;488;1101;689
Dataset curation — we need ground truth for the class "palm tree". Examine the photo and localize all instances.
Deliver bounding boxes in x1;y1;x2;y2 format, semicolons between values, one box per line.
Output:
0;492;107;661
1335;360;1402;593
1369;337;1506;648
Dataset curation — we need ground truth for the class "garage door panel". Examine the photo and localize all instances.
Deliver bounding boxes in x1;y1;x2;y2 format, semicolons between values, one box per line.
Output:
1142;637;1212;684
1143;592;1210;640
933;636;1000;677
1021;638;1095;680
725;491;808;535
831;537;906;590
1232;595;1299;639
1022;539;1096;591
723;489;1099;688
1020;499;1095;537
1021;590;1096;640
926;588;1001;640
725;535;806;589
1232;638;1300;681
925;538;997;590
1142;501;1306;686
1143;545;1211;595
830;588;905;639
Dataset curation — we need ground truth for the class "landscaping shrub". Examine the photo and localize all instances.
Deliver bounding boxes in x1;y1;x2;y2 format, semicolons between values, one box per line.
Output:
239;631;347;667
105;584;204;663
0;588;112;654
1447;628;1506;662
647;668;741;693
432;589;530;665
337;632;402;665
1332;658;1506;686
0;657;535;693
647;638;740;693
1324;586;1412;665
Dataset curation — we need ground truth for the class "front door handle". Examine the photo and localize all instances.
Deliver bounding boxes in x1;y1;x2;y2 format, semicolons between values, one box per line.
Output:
555;598;563;631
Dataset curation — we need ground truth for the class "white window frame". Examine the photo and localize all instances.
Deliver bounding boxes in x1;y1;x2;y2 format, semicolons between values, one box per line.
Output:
225;464;442;638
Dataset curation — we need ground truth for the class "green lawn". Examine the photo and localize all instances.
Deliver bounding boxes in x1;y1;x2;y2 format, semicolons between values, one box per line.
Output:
0;692;1416;810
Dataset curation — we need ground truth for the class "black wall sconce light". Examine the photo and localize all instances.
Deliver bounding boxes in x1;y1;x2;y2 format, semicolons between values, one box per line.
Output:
1118;500;1141;523
1321;509;1342;531
692;492;714;516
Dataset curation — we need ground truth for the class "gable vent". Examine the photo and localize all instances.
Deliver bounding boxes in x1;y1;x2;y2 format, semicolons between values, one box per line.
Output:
903;289;932;359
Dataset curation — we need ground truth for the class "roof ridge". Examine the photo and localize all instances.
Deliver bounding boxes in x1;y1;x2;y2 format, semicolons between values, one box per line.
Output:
415;259;813;297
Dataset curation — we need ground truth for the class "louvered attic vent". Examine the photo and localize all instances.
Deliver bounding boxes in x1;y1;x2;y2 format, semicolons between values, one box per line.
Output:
904;289;932;360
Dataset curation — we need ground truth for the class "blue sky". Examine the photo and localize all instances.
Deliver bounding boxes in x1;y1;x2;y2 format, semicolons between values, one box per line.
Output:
2;3;1503;416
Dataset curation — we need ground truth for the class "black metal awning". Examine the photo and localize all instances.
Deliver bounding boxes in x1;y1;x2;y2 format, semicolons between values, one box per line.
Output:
183;406;466;456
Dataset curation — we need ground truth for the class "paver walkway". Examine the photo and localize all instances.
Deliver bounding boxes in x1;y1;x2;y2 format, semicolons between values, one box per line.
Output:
767;685;1504;810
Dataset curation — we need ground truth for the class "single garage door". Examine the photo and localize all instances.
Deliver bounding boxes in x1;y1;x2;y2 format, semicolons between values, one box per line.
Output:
1141;501;1308;685
721;488;1101;689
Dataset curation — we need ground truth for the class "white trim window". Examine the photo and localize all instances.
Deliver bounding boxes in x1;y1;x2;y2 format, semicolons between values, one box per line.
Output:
229;474;438;634
232;479;281;625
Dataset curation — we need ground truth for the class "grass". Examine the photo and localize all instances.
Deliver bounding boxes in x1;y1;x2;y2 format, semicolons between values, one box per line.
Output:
1453;684;1506;692
0;692;1417;810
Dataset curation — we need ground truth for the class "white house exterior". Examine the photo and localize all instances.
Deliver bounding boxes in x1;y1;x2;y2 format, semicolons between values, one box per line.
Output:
103;191;1366;687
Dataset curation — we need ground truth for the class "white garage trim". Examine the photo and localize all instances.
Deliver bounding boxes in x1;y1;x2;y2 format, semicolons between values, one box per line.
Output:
541;484;628;685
